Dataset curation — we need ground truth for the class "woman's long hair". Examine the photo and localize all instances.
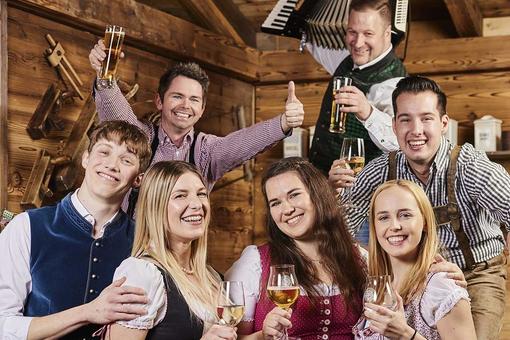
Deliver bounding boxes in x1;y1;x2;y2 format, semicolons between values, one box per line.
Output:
368;180;439;303
131;161;221;320
261;157;367;308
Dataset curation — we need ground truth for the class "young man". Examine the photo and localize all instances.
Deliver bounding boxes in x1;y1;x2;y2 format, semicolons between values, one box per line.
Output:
89;46;305;195
330;76;510;339
0;121;152;339
308;0;407;174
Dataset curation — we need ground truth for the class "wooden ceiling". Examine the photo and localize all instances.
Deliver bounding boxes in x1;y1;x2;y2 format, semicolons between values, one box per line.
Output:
135;0;510;47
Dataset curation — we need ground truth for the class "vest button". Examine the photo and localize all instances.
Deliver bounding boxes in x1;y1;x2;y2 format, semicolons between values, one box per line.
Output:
89;289;94;294
91;274;97;279
95;242;100;247
92;257;99;263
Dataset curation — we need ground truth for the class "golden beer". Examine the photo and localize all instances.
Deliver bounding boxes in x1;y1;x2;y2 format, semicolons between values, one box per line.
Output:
99;25;125;86
329;76;352;134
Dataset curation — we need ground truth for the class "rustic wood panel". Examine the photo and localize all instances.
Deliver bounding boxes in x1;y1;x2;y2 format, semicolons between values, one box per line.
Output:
479;0;510;18
10;0;260;81
6;6;260;272
444;0;483;37
483;16;510;37
0;0;8;211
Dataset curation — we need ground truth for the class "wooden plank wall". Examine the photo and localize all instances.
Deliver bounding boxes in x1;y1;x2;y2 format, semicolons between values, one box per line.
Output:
5;5;255;272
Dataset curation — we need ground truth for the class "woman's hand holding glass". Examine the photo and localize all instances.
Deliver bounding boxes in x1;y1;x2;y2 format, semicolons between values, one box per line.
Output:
261;306;293;340
364;292;416;339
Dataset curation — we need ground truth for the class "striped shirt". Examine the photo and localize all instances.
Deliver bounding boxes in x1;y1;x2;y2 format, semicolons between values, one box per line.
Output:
344;137;510;269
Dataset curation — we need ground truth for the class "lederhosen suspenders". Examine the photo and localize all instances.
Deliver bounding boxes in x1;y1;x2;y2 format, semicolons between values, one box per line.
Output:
388;146;476;269
126;124;199;218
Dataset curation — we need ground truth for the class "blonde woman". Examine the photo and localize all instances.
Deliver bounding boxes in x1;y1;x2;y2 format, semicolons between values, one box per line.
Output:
353;180;476;340
104;161;236;340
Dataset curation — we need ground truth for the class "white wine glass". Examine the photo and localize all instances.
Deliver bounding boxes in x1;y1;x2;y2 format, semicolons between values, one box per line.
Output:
216;281;245;327
363;275;397;310
267;264;300;340
340;137;365;208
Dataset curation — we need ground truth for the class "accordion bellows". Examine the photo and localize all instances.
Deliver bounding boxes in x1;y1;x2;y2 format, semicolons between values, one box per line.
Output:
306;0;349;50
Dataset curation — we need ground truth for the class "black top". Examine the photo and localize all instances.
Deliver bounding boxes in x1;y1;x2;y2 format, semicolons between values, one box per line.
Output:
146;267;204;340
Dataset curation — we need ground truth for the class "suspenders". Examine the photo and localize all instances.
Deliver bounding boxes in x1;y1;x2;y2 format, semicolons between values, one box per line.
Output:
387;146;476;269
126;125;199;218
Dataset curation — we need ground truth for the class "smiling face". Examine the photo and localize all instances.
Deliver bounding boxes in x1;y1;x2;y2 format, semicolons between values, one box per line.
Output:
167;171;210;243
373;185;424;263
156;75;205;135
393;91;449;172
81;138;141;202
265;171;316;241
346;8;391;66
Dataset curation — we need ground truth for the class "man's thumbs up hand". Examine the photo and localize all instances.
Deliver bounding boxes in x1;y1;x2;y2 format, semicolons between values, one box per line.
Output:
281;81;305;133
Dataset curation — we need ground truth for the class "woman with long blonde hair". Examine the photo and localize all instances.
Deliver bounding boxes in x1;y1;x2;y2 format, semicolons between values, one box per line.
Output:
353;180;475;340
104;161;236;340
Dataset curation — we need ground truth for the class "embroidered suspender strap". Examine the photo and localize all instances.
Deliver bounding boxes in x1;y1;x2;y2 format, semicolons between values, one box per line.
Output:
388;151;397;180
126;124;160;218
447;145;476;269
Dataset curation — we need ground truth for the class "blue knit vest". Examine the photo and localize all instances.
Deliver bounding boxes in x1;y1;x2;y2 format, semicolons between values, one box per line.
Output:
25;193;134;339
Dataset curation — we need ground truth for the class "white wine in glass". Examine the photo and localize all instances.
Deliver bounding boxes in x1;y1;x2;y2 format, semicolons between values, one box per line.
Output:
267;264;299;340
216;281;245;326
340;138;365;208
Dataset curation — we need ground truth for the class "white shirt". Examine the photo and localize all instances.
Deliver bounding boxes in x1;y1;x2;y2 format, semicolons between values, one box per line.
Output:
0;191;118;339
306;43;401;152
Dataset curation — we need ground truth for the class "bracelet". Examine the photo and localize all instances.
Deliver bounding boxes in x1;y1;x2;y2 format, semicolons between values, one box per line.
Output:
409;328;417;340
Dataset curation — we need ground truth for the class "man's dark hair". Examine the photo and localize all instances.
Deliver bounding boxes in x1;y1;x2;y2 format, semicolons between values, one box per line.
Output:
157;62;209;107
392;76;448;117
349;0;392;27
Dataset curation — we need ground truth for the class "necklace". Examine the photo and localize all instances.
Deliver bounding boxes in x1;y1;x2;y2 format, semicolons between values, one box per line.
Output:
181;266;194;275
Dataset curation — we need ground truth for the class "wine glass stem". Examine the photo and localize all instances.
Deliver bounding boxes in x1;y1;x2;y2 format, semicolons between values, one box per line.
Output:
281;308;290;340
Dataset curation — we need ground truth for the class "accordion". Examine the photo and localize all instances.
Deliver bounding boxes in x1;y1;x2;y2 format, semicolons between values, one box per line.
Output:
261;0;409;49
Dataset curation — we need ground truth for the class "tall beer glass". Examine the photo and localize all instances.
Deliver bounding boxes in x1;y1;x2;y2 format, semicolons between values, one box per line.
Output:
99;25;125;87
329;76;352;133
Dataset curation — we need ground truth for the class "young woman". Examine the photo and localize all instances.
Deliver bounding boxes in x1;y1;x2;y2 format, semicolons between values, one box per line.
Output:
353;180;476;340
226;157;367;339
103;161;236;340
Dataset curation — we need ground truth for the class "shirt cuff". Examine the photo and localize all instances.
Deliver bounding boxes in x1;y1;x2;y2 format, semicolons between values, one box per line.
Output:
1;315;33;339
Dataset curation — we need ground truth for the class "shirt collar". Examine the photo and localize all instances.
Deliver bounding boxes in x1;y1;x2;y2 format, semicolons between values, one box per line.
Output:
71;190;119;237
159;125;195;146
433;136;453;171
354;44;393;70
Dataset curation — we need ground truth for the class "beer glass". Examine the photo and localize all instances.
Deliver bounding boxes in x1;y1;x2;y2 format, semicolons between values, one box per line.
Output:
329;76;352;133
340;138;365;208
267;264;299;340
363;275;397;310
99;25;125;87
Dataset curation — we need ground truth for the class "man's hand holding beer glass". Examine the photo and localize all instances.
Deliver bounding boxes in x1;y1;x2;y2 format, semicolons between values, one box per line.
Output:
328;159;356;195
334;83;373;121
89;37;125;80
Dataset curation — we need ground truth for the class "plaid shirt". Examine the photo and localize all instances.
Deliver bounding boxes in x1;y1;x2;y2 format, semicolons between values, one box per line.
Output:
344;137;510;269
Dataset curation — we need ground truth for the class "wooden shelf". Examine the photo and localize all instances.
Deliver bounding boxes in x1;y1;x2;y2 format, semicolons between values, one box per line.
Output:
486;151;510;161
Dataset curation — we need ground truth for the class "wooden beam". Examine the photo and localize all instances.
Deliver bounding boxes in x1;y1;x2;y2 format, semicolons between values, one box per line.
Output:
0;0;8;211
211;0;257;47
9;0;260;82
258;35;510;84
483;16;510;36
444;0;483;36
179;0;245;46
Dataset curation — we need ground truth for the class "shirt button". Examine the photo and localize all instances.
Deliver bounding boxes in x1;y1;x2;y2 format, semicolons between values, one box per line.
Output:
322;326;328;332
93;257;98;263
324;299;330;305
324;319;331;325
325;309;331;315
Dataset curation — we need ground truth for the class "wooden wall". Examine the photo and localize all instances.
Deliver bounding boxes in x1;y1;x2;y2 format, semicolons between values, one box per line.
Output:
3;1;256;272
